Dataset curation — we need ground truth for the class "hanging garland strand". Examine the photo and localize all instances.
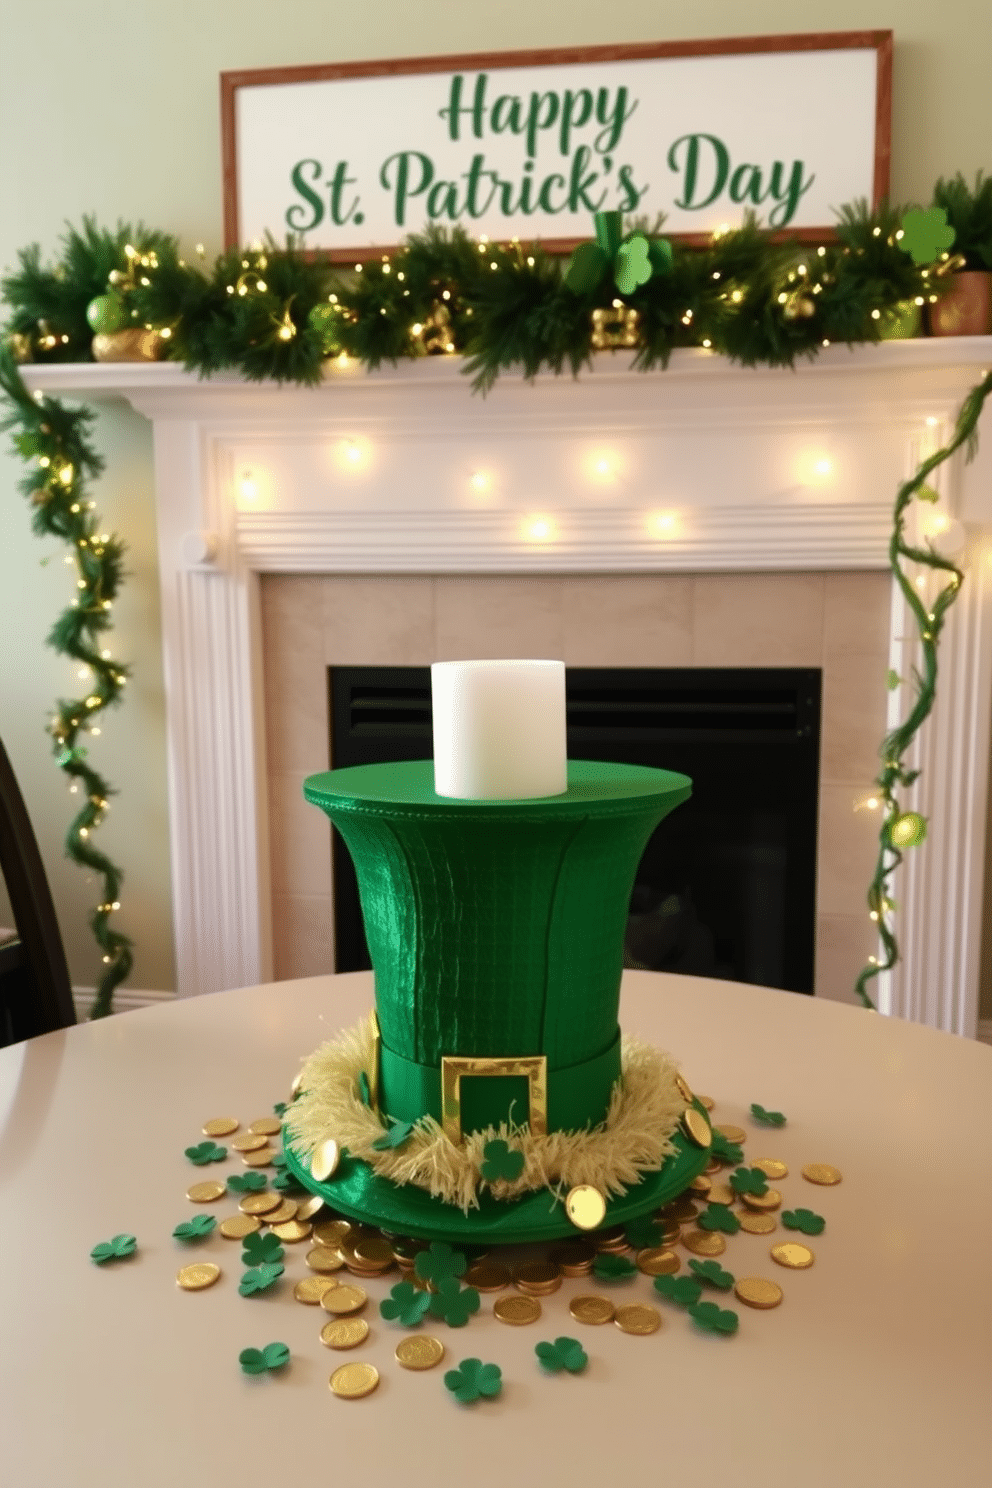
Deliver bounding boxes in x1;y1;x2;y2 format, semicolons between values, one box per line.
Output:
854;370;992;1010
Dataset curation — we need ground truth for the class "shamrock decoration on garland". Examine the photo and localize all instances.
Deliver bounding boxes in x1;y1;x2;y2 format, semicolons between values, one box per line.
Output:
698;1203;741;1235
535;1337;588;1374
184;1141;227;1166
372;1119;414;1152
653;1274;704;1308
227;1172;267;1194
241;1231;284;1267
729;1166;769;1198
480;1138;525;1184
428;1279;482;1328
172;1214;217;1243
750;1103;787;1127
239;1262;284;1297
90;1233;137;1264
444;1358;503;1404
592;1253;638;1282
782;1208;826;1236
380;1281;432;1328
564;210;673;296
688;1259;735;1291
897;207;957;267
414;1241;468;1288
689;1301;739;1336
238;1342;290;1375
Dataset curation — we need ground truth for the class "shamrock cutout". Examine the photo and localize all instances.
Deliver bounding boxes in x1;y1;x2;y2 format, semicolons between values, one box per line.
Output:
750;1103;787;1127
564;210;672;296
372;1119;414;1152
380;1281;432;1327
625;1216;663;1250
239;1262;284;1297
698;1203;741;1235
227;1172;267;1194
688;1259;735;1291
427;1278;481;1328
269;1152;287;1169
592;1253;638;1282
653;1274;703;1308
480;1138;525;1184
689;1300;739;1335
241;1231;284;1266
730;1166;769;1198
185;1141;227;1166
535;1337;588;1374
709;1132;744;1165
357;1071;371;1106
90;1233;137;1264
899;207;956;267
271;1169;306;1194
444;1358;502;1404
239;1342;290;1375
414;1241;468;1288
614;235;654;296
173;1214;217;1243
782;1208;825;1236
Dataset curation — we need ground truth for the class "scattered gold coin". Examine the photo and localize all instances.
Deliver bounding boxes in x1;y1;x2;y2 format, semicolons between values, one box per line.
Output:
271;1219;312;1243
714;1124;746;1144
494;1294;542;1325
202;1117;239;1137
515;1261;562;1295
771;1242;814;1270
565;1184;607;1231
187;1181;226;1203
636;1247;680;1277
220;1214;262;1239
307;1246;346;1273
752;1158;788;1180
739;1188;782;1212
396;1335;445;1370
351;1236;395;1268
321;1317;370;1349
615;1304;662;1335
262;1199;298;1226
177;1262;220;1291
682;1229;726;1257
662;1198;698;1223
294;1276;338;1304
242;1147;277;1167
321;1284;368;1316
689;1174;711;1197
239;1192;282;1216
802;1163;842;1186
329;1362;379;1399
313;1218;352;1247
675;1073;694;1103
249;1116;282;1136
295;1195;326;1222
697;1095;715;1110
231;1132;269;1153
735;1276;784;1309
465;1260;511;1292
569;1295;616;1325
738;1211;777;1236
707;1181;736;1207
311;1139;341;1183
682;1107;712;1148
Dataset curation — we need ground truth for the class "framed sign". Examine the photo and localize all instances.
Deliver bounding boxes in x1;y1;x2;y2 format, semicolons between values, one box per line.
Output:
221;32;891;258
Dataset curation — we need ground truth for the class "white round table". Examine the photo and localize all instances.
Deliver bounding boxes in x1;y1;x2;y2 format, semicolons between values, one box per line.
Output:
0;971;989;1486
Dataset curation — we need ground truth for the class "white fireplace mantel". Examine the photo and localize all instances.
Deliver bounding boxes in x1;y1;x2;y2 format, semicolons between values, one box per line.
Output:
22;340;992;1035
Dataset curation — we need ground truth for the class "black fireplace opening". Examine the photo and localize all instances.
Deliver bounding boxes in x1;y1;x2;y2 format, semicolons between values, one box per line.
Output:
327;666;821;994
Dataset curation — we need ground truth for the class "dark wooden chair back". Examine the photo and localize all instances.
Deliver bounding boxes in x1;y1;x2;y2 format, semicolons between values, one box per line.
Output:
0;737;76;1046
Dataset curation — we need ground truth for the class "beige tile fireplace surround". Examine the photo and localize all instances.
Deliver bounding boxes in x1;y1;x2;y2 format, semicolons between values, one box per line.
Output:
262;570;889;1003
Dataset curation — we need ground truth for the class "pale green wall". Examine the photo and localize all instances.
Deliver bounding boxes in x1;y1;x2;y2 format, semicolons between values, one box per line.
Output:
1;0;990;995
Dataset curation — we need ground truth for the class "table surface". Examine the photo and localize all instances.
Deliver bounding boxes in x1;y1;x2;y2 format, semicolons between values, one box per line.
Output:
1;971;989;1486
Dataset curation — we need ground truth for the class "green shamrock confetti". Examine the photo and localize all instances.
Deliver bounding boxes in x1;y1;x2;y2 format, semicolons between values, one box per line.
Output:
688;1259;735;1291
185;1141;227;1166
444;1358;502;1404
427;1278;481;1328
227;1172;267;1194
624;1216;663;1250
709;1132;744;1165
653;1274;703;1308
698;1203;741;1234
750;1103;787;1127
380;1281;432;1327
273;1102;288;1116
729;1166;769;1198
172;1214;217;1243
480;1138;525;1183
414;1241;468;1288
592;1253;638;1282
239;1342;290;1375
535;1337;588;1374
269;1152;287;1169
898;207;956;267
271;1169;306;1193
372;1120;414;1152
239;1262;284;1297
782;1208;826;1236
357;1071;371;1106
689;1300;739;1335
90;1233;137;1264
241;1231;284;1266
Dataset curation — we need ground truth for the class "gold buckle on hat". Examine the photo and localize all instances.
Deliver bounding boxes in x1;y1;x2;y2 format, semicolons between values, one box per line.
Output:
440;1054;548;1146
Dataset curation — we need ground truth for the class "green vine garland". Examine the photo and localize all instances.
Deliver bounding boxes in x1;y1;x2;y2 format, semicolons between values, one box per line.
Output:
0;204;987;1013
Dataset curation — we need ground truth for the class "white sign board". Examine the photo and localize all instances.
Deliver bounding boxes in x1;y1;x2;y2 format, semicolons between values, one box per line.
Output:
222;34;891;256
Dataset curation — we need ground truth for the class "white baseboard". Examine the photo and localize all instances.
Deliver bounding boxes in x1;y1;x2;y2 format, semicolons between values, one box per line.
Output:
72;986;176;1019
977;1019;992;1047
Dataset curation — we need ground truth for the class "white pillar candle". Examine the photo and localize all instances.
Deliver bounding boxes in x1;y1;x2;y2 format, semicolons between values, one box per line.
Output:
431;659;567;800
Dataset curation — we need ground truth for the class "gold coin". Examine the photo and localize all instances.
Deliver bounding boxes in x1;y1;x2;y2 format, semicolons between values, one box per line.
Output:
249;1116;282;1136
321;1284;368;1315
615;1303;662;1335
396;1335;445;1371
735;1276;784;1309
177;1262;220;1291
738;1211;777;1235
682;1229;726;1257
697;1094;715;1110
295;1195;326;1222
311;1139;341;1183
321;1317;370;1350
231;1132;269;1153
187;1181;226;1203
565;1184;607;1231
662;1198;698;1223
313;1218;352;1247
239;1192;282;1216
329;1362;379;1399
707;1181;736;1207
802;1163;842;1186
494;1294;542;1325
705;1157;722;1175
714;1124;746;1144
307;1245;346;1273
465;1261;511;1292
569;1295;616;1325
271;1219;312;1243
682;1107;712;1148
262;1200;298;1226
636;1247;680;1277
515;1261;562;1293
242;1147;277;1167
202;1117;239;1137
549;1241;596;1269
675;1073;694;1103
220;1214;262;1239
771;1242;814;1270
739;1188;782;1212
351;1236;395;1268
752;1158;788;1180
294;1276;338;1304
689;1174;711;1197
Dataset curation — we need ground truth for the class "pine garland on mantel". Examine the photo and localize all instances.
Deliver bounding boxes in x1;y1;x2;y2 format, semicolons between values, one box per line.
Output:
1;207;990;1014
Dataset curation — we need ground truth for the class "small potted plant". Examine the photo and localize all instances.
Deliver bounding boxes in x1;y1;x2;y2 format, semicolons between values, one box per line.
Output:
928;171;992;335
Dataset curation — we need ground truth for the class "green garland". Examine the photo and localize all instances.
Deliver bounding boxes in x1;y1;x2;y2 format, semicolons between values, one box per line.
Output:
0;205;986;1013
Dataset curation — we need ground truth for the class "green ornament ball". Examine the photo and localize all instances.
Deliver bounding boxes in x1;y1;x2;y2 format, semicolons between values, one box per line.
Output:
86;293;129;335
